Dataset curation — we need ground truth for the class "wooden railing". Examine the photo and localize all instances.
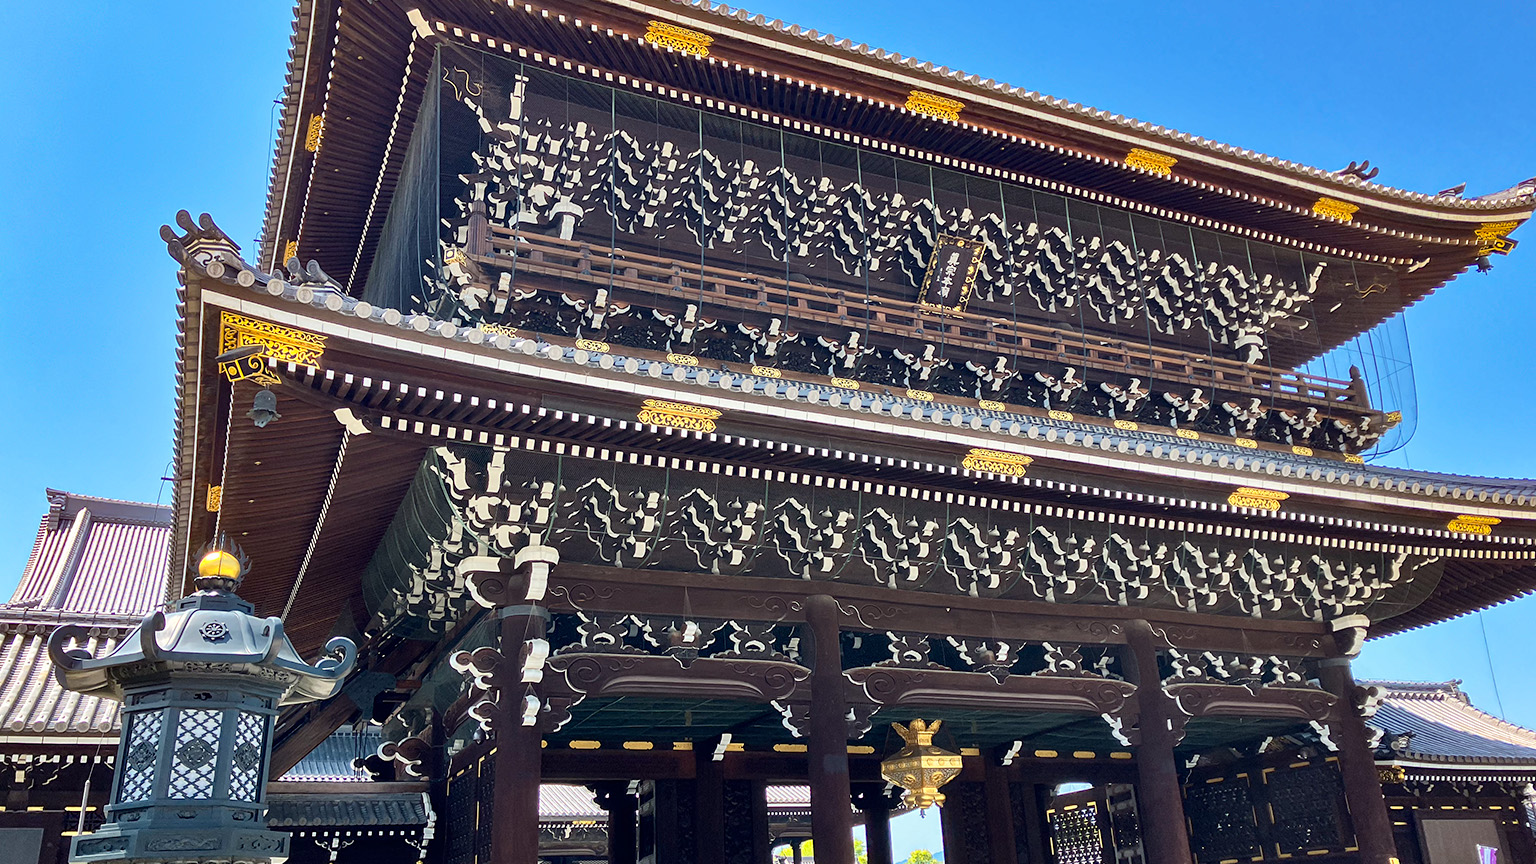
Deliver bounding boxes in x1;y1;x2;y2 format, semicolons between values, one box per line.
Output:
480;228;1363;410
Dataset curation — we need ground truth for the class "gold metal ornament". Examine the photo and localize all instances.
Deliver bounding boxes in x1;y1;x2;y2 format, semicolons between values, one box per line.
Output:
879;719;963;811
1312;196;1360;221
906;90;964;121
962;448;1033;477
644;20;713;57
637;398;722;433
1447;515;1499;535
1227;487;1289;511
217;311;327;386
1125;148;1177;176
1474;221;1519;256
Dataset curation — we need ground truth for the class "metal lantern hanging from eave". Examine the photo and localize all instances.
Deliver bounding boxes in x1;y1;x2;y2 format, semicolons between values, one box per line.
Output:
48;541;357;864
879;719;963;811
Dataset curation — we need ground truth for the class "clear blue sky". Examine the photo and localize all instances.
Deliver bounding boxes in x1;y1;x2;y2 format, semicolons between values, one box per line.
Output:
1;0;1532;780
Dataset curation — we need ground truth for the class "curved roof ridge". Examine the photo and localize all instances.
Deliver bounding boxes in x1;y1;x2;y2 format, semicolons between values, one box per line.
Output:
671;0;1535;212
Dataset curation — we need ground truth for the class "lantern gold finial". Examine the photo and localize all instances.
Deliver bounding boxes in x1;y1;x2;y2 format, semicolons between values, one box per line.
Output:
879;719;963;811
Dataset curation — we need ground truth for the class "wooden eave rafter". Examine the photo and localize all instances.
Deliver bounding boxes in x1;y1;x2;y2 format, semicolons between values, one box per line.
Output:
259;0;1530;306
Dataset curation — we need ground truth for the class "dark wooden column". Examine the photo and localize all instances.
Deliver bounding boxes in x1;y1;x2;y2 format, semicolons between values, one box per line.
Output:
986;752;1020;864
805;594;856;864
1016;782;1047;864
852;784;898;864
1126;620;1194;864
593;782;638;864
494;604;549;864
696;742;727;863
1318;656;1397;864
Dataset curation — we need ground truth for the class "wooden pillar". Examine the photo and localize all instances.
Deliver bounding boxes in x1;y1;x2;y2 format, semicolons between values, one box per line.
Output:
1125;620;1193;864
494;604;548;864
1016;783;1047;864
1318;657;1397;864
986;754;1020;864
593;782;638;864
749;780;772;864
852;784;898;864
697;742;727;863
805;594;855;864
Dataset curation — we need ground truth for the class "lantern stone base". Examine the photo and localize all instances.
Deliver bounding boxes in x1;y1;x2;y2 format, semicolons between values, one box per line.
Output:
70;823;290;864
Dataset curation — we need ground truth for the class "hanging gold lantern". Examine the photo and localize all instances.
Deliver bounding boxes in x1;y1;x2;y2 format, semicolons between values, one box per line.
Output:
879;719;964;810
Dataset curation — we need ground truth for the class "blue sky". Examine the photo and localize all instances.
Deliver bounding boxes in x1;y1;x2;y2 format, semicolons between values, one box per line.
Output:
0;2;1532;842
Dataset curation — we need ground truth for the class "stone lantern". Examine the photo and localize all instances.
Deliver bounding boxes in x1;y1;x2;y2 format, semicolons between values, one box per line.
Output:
48;542;357;864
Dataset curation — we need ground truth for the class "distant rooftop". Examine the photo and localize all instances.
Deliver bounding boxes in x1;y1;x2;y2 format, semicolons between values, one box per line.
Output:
0;489;170;741
8;488;170;617
1368;680;1536;766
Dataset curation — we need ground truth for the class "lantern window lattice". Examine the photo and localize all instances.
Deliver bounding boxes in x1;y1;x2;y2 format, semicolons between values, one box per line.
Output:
167;708;222;798
229;712;268;802
117;712;162;803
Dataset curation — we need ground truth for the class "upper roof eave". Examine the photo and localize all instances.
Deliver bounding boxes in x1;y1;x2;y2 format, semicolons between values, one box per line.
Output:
633;0;1536;221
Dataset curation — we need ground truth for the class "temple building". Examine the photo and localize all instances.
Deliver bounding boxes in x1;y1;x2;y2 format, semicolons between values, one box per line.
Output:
27;0;1536;863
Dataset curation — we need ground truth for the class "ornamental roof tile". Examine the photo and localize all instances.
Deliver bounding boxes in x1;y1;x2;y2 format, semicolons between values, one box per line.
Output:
1369;680;1536;765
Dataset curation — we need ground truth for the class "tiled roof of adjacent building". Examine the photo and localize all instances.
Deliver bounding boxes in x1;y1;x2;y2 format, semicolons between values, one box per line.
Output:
280;729;378;782
10;489;171;616
1369;680;1536;766
0;490;172;742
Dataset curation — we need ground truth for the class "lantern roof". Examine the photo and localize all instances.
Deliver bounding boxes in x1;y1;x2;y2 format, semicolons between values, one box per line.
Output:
48;585;356;706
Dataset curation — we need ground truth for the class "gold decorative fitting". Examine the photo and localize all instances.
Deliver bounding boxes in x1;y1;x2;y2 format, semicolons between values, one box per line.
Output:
1344;454;1365;464
1312;197;1360;221
1125;148;1177;176
847;745;876;755
1234;437;1258;449
621;741;654;751
1113;419;1138;431
1385;410;1403;425
1228;487;1289;511
480;323;519;338
906;90;964;121
568;740;601;750
666;353;699;366
977;398;1003;410
1378;765;1407;784
283;240;299;265
773;743;808;753
962;448;1033;476
830;377;860;390
205;485;223;513
575;338;610;353
1447;515;1500;535
304;114;325;153
1048;409;1073;422
1176;428;1200;440
637;398;722;433
1291;445;1314;457
644;20;713;57
751;365;782;379
880;720;963;811
1475;221;1520;256
907;389;935;402
217;311;326;386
